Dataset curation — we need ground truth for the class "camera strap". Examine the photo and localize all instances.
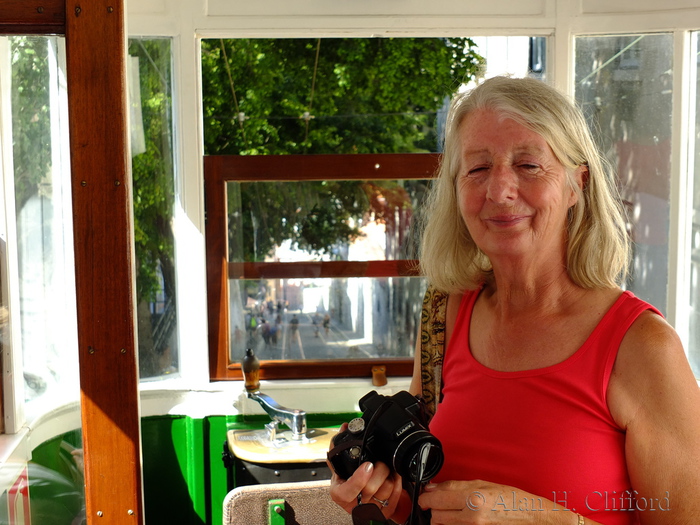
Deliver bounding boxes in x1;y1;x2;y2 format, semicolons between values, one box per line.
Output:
350;442;435;525
351;502;389;525
405;442;433;525
326;438;364;462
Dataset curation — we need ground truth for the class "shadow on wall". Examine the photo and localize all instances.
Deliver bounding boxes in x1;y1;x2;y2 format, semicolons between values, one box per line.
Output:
142;415;207;525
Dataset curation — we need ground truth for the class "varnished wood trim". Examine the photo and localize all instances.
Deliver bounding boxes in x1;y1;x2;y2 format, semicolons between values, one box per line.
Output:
222;359;414;381
65;1;143;523
204;152;441;182
0;0;66;35
205;159;230;379
229;260;421;279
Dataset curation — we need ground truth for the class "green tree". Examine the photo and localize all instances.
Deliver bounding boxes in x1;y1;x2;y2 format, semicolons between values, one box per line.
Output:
11;37;179;378
11;37;52;211
201;37;484;261
128;38;177;377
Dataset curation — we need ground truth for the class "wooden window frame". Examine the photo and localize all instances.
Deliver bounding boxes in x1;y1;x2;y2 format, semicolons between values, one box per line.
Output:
204;152;440;381
2;1;144;523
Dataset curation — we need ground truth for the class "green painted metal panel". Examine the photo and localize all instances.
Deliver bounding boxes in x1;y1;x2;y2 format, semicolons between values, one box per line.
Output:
207;415;237;525
142;415;206;524
26;412;355;525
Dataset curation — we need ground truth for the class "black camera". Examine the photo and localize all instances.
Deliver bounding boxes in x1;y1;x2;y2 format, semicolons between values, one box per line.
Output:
328;390;443;483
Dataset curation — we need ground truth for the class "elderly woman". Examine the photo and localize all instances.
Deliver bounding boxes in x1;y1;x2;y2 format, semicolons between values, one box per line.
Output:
329;76;700;525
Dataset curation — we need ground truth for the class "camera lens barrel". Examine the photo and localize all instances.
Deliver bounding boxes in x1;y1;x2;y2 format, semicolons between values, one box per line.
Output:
393;430;444;482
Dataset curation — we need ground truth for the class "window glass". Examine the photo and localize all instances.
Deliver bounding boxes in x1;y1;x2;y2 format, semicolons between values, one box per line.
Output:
688;32;700;376
0;38;10;430
10;36;79;404
128;38;179;380
203;37;547;374
227;177;428;360
230;276;422;362
201;37;483;156
227;179;428;263
0;234;6;430
470;36;546;81
575;34;673;314
0;142;7;432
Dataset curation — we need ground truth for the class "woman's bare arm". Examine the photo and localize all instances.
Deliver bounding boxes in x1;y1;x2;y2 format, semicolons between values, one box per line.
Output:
608;311;700;524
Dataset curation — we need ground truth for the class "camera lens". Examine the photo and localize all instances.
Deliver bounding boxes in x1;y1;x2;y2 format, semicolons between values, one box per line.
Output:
393;430;444;482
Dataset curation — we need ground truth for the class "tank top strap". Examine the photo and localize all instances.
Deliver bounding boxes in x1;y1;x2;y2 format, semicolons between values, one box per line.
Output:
584;290;662;402
448;288;480;353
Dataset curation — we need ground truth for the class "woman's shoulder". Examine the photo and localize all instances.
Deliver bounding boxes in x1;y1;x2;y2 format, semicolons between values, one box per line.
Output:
608;307;692;429
608;290;682;387
619;308;681;362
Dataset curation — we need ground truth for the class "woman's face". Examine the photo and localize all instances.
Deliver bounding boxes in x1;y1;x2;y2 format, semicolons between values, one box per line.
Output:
456;109;582;264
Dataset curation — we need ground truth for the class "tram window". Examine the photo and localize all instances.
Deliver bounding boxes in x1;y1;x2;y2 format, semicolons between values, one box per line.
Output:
5;36;80;406
0;42;8;430
0;211;7;432
226;179;427;265
202;36;547;379
226;177;428;364
202;37;481;379
127;37;180;381
574;33;673;315
688;32;700;377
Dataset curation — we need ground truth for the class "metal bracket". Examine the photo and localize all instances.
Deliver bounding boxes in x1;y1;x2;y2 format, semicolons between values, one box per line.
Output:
268;498;286;525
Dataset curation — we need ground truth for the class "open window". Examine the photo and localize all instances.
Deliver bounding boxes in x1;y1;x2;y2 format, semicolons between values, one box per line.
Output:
201;36;548;380
201;37;479;380
205;152;437;380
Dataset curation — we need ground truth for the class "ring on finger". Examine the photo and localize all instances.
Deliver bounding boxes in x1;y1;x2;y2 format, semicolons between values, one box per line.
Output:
372;496;389;507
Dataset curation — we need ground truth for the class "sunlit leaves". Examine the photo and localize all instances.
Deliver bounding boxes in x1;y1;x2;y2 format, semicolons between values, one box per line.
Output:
203;37;483;261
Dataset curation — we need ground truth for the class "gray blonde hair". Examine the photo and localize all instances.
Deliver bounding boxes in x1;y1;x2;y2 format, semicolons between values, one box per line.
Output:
419;76;630;292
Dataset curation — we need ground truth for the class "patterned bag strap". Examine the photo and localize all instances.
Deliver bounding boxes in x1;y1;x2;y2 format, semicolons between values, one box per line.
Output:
420;285;448;420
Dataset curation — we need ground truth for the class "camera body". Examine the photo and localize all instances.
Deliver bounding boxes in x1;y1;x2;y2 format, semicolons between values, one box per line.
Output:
328;390;443;483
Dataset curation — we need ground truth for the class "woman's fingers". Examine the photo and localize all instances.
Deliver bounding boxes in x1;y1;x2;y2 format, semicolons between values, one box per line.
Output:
359;461;392;503
329;460;403;518
329;461;375;512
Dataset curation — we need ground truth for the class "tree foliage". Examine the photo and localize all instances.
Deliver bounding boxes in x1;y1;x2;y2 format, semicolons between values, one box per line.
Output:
201;38;484;261
11;37;53;211
129;39;176;304
127;39;179;376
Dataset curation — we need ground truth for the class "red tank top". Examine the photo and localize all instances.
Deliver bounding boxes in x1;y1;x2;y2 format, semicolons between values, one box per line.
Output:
429;290;660;525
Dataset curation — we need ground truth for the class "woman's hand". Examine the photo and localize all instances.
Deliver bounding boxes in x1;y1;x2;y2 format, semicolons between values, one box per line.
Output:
328;459;403;518
327;424;404;518
418;480;585;525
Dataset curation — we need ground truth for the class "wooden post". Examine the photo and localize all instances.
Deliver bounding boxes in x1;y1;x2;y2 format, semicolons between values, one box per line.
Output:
64;1;144;523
